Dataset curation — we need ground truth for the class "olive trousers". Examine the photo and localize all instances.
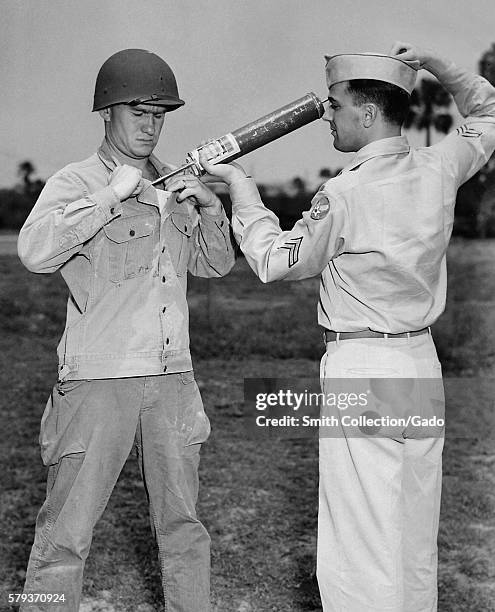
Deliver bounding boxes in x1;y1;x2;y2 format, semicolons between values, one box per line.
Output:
21;373;211;612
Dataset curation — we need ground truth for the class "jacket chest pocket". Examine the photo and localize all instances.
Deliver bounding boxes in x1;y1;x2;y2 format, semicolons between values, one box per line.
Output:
168;212;194;276
103;213;155;283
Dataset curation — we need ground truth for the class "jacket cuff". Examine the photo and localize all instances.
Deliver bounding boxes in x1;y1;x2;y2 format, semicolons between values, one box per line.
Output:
91;186;122;222
199;208;230;233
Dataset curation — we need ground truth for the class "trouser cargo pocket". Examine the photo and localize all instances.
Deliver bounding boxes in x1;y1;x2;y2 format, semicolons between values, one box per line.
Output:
178;371;211;447
39;380;90;466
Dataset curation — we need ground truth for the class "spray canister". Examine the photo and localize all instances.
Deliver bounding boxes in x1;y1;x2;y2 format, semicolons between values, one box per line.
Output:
151;92;325;185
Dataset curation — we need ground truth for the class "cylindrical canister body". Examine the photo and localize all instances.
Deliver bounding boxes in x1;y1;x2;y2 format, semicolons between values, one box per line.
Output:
230;92;324;159
186;93;324;173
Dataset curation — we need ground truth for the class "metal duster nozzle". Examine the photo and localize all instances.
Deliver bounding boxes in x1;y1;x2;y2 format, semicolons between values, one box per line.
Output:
150;161;197;186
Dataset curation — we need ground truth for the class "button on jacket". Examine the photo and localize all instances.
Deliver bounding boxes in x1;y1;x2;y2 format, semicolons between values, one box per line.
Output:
229;65;495;333
17;142;235;380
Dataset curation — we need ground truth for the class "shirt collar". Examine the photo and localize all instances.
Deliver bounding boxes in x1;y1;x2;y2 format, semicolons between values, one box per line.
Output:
342;135;410;172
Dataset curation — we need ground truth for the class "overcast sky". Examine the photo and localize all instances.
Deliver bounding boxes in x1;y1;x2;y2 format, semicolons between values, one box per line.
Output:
1;0;495;188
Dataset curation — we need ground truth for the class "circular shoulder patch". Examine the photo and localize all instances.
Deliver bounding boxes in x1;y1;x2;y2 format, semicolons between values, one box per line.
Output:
310;195;331;220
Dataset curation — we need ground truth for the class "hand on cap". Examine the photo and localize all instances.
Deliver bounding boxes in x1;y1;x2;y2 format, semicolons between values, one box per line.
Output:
109;165;144;201
198;151;247;187
389;41;428;70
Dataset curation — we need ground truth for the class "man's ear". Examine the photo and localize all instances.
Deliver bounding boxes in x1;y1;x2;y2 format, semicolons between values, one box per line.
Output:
363;103;378;128
99;108;111;122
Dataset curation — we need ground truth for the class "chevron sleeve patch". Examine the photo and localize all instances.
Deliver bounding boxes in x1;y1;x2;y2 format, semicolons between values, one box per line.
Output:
456;125;482;138
278;236;303;268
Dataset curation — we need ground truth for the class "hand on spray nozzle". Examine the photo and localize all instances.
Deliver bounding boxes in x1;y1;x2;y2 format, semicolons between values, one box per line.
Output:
198;152;247;187
164;166;223;215
150;139;225;186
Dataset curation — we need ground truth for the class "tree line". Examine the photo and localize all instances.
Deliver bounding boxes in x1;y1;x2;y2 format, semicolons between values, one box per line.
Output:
3;43;495;236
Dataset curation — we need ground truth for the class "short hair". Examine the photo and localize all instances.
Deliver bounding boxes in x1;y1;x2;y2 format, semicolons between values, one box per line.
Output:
346;79;410;126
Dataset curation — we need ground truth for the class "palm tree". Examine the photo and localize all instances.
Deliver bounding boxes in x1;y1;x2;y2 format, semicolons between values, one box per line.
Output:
319;167;338;181
404;79;453;147
17;160;35;191
480;43;495;85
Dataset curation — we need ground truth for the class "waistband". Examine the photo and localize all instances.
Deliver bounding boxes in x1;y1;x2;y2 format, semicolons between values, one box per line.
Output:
324;327;430;343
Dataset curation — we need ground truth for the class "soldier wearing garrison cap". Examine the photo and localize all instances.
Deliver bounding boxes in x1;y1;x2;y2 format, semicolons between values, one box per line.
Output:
325;52;419;94
190;42;495;611
18;49;234;611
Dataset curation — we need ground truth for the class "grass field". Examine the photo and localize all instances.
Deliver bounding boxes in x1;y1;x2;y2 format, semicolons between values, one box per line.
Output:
1;237;495;611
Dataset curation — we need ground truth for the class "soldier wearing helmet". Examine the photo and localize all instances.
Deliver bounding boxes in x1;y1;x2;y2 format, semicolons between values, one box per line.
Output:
18;49;234;611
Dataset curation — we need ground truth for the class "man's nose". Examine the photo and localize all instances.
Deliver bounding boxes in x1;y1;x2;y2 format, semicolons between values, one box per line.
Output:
322;106;332;123
142;115;155;135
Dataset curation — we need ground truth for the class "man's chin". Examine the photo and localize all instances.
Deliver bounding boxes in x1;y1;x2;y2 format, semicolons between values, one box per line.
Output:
332;141;356;153
132;142;155;157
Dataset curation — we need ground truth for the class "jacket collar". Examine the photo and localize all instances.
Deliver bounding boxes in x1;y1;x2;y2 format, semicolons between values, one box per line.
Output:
342;135;410;172
97;139;181;215
97;138;169;176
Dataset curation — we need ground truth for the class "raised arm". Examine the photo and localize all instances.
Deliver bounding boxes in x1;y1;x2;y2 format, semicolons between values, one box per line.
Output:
391;41;495;185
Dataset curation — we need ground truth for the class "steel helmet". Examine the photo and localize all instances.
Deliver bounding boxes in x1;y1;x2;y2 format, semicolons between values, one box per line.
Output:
92;49;185;112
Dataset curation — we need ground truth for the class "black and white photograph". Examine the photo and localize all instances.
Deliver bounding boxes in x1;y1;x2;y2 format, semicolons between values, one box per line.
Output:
1;1;495;610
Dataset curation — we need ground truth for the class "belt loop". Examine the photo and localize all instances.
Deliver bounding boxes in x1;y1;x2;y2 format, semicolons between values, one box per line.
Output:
427;326;431;335
336;332;341;345
383;332;388;340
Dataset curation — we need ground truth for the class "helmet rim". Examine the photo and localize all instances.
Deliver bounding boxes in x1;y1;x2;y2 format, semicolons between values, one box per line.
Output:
92;49;185;112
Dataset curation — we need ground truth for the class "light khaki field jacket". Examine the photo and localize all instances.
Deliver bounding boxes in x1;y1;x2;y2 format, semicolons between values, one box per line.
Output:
18;142;235;380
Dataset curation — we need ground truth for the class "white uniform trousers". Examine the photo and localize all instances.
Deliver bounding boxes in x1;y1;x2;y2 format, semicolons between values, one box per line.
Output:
318;333;444;612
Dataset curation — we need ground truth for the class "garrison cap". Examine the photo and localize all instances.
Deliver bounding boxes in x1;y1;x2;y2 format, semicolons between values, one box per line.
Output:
324;53;418;95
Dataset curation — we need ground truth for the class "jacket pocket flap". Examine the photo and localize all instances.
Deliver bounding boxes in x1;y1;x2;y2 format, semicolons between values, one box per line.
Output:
103;214;154;243
171;212;194;237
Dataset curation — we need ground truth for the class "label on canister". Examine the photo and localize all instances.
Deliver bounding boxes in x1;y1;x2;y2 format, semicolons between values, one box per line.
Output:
188;133;241;168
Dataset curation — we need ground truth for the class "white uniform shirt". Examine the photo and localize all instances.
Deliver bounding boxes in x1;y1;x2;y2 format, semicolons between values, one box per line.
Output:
229;65;495;333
